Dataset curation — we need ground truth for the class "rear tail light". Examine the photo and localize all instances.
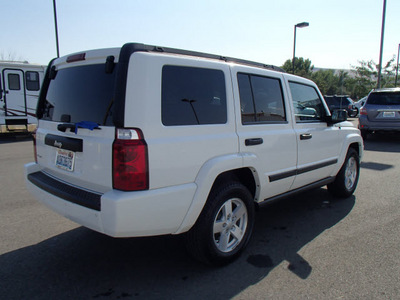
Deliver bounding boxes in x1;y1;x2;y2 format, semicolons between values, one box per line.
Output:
360;107;367;115
112;128;149;191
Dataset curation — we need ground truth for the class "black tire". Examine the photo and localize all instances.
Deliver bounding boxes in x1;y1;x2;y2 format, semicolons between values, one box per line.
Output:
348;108;358;118
328;148;360;198
360;129;369;140
185;182;255;266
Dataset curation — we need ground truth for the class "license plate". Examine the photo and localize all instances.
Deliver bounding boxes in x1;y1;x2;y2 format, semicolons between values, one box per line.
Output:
55;149;75;172
383;111;395;118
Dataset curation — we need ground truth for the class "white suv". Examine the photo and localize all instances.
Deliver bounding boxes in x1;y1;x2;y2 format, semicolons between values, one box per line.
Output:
25;43;363;265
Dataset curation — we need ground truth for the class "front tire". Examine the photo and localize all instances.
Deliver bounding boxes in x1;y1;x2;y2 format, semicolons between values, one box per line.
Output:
186;182;255;265
328;148;360;198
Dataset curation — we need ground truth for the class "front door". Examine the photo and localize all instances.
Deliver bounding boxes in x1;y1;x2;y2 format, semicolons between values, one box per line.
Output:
287;80;341;189
3;69;27;116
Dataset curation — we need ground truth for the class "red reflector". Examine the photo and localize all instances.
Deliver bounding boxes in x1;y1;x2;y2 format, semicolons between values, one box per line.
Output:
66;53;86;63
112;129;149;191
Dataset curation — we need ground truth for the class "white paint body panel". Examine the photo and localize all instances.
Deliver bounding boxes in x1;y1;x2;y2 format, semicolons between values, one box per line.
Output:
25;46;363;238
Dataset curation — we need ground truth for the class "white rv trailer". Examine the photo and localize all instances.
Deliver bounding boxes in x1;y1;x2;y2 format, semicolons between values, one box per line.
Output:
0;61;45;133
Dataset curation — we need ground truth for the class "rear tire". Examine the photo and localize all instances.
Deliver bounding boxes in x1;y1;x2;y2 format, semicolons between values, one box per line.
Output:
186;182;255;266
360;129;369;140
328;148;360;198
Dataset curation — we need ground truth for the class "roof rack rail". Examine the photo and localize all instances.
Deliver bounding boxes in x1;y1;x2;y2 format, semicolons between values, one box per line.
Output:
121;43;285;73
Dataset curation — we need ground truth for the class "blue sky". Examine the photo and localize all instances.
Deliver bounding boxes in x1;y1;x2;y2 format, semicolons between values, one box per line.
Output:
1;0;399;69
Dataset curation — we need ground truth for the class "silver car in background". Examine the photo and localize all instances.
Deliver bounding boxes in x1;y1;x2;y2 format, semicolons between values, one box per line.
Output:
359;88;400;139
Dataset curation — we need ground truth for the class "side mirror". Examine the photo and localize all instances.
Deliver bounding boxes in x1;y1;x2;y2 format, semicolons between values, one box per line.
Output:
327;109;347;125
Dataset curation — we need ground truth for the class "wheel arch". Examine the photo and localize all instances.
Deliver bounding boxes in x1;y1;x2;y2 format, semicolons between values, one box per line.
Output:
333;134;363;176
174;153;259;234
349;141;361;157
211;168;257;200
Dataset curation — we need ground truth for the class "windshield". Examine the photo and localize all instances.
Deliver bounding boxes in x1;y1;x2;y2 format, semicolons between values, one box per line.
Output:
368;92;400;105
40;63;117;125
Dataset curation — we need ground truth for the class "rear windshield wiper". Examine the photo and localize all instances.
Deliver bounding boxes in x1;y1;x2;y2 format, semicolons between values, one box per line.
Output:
57;123;76;132
57;121;100;134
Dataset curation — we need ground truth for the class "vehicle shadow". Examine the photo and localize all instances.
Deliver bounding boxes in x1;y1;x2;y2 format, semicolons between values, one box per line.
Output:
0;189;354;300
0;133;32;144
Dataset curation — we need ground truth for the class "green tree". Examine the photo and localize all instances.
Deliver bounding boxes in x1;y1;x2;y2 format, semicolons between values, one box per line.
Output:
282;57;314;78
348;57;396;98
311;69;340;95
281;56;397;100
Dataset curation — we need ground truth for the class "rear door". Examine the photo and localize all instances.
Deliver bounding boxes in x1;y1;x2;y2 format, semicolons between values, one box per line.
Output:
3;69;27;116
232;66;297;200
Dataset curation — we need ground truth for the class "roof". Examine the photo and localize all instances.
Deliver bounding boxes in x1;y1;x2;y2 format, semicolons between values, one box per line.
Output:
372;87;400;93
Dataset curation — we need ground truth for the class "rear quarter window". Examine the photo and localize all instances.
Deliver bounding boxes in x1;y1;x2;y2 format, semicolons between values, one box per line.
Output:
161;65;227;126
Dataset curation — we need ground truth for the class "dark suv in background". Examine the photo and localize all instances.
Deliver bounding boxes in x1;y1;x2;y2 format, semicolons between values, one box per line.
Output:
359;88;400;139
324;95;358;118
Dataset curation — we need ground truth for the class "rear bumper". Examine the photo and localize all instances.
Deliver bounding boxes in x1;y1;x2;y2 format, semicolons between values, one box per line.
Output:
359;117;400;131
25;162;197;237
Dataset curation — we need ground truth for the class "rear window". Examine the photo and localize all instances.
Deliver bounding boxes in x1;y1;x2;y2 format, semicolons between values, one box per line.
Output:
237;73;286;124
40;64;116;125
368;92;400;105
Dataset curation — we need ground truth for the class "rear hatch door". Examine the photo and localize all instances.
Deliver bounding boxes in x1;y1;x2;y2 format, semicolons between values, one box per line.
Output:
366;92;400;122
35;49;120;193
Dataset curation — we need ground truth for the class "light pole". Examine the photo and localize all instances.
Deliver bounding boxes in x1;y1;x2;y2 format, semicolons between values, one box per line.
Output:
53;0;60;58
395;43;400;87
377;0;386;89
293;22;309;74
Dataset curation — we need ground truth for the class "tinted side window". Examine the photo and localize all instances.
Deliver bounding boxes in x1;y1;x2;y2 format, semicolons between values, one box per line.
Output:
162;66;227;126
26;71;40;91
289;82;326;123
8;74;21;90
237;74;255;123
237;73;286;124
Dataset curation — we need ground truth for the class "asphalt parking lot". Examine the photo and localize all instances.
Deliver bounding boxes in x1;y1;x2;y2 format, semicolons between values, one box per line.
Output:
0;128;399;299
